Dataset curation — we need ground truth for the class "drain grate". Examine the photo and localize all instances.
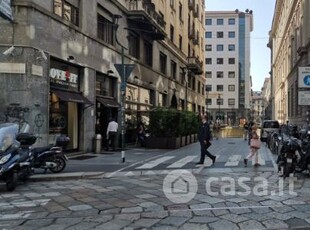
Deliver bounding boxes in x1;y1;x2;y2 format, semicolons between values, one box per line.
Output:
228;142;236;144
70;155;97;160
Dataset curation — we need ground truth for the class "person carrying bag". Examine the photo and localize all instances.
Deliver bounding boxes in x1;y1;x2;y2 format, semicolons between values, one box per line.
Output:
244;124;261;167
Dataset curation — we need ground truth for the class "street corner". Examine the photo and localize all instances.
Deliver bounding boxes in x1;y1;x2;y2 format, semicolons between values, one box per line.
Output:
163;169;198;204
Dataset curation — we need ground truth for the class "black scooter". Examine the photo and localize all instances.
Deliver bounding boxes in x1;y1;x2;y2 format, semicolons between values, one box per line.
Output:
0;123;35;191
31;135;69;173
295;129;310;175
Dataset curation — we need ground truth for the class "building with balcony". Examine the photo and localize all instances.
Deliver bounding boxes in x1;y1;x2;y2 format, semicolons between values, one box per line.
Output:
252;91;264;125
0;0;206;152
204;10;253;126
269;0;310;125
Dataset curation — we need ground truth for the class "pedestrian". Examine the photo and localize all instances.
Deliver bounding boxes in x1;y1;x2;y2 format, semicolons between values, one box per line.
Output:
213;120;220;140
247;120;255;145
106;118;118;151
244;124;261;167
137;123;146;147
243;121;249;140
196;114;216;166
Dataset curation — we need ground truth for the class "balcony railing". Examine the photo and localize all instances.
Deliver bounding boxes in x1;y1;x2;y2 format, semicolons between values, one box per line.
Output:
187;57;203;75
127;0;166;30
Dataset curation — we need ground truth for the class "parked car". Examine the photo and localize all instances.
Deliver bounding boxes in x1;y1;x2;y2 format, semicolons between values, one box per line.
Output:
260;120;280;142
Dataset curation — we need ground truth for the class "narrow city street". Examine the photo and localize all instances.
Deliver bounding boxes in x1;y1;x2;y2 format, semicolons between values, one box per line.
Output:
1;137;310;229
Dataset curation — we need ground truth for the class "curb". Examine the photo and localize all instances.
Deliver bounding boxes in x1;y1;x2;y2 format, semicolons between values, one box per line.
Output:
29;171;105;182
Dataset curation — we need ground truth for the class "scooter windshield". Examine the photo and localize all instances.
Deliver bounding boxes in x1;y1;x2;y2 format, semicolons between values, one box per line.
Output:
0;123;19;153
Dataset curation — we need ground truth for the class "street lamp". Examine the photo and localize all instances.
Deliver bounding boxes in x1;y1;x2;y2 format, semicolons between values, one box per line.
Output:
217;94;221;122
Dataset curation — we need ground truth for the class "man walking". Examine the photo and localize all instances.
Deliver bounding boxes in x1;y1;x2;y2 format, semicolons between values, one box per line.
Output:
106;118;118;151
196;114;216;166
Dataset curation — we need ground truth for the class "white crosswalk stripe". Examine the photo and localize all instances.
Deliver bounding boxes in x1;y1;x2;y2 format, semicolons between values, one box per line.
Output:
167;156;198;168
134;154;267;170
225;155;242;166
136;156;175;169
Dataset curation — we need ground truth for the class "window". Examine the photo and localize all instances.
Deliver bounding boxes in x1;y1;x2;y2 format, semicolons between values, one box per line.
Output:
228;85;235;91
179;35;183;50
217;18;224;25
205;18;212;25
179;3;183;20
228;31;235;38
54;0;79;26
228;58;235;64
216;71;223;78
205;31;212;38
96;75;114;97
170;60;177;79
228;71;235;78
170;25;174;42
217;97;223;105
160;52;167;74
205;44;212;51
217;32;224;38
144;41;153;66
217;85;224;91
198;82;201;93
228;98;235;105
170;0;175;8
205;71;212;78
228;44;235;51
217;44;224;51
205;58;212;64
206;98;212;105
97;14;114;45
228;18;235;25
217;58;223;64
206;85;212;92
128;32;140;59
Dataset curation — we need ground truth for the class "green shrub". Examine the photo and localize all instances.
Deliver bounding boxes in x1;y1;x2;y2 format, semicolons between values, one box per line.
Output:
149;108;199;137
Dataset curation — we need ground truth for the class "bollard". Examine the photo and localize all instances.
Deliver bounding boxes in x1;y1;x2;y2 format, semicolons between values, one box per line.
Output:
121;150;125;163
94;134;102;154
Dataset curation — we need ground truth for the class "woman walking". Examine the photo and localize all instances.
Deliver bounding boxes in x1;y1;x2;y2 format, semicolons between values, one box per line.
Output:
244;124;261;167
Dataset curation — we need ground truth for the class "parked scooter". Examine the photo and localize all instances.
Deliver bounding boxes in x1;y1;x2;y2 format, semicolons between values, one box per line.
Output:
277;138;301;178
0;123;35;191
31;135;69;173
295;129;310;175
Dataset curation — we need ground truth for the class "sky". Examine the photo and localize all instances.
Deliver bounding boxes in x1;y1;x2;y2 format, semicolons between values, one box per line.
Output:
206;0;276;91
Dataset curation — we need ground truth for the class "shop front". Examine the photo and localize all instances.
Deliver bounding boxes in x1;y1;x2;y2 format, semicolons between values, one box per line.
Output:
49;59;92;151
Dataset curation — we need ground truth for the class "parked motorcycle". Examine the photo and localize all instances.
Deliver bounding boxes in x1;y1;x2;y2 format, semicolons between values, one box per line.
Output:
295;129;310;175
31;135;69;173
277;138;301;178
0;123;35;191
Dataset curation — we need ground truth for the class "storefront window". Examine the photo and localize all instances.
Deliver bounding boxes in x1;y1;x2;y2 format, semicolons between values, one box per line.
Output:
96;74;114;97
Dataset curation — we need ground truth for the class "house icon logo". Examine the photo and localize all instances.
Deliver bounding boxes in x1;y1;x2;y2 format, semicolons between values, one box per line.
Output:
163;170;198;203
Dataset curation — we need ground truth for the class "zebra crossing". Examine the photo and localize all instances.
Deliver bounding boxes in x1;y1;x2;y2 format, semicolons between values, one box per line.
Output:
126;154;271;171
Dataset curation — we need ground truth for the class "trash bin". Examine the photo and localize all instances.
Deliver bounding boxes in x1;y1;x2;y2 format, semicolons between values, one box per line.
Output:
94;134;102;154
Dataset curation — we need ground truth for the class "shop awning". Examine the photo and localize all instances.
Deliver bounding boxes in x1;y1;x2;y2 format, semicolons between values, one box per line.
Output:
51;89;92;104
97;97;120;108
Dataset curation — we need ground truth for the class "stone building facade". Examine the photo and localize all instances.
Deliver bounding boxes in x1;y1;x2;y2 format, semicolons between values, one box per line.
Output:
269;0;310;125
0;0;206;152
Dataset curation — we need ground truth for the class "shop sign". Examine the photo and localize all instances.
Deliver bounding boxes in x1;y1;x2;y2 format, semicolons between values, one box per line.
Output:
0;0;13;21
50;68;78;89
298;67;310;88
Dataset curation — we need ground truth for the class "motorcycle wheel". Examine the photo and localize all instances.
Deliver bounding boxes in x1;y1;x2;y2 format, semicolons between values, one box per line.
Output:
6;172;18;192
48;156;66;173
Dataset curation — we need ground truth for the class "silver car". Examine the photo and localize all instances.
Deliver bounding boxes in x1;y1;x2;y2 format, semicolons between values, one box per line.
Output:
260;120;280;142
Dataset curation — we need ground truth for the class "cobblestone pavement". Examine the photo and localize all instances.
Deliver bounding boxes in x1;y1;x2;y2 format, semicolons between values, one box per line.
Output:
1;170;310;229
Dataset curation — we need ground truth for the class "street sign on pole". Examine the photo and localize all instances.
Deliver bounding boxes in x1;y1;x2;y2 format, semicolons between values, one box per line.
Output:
114;64;136;81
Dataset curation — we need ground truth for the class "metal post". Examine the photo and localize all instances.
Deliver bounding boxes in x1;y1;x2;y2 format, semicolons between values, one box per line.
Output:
120;46;126;159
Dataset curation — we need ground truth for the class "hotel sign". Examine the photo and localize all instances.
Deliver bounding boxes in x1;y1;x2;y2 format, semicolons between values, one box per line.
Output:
0;0;13;21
